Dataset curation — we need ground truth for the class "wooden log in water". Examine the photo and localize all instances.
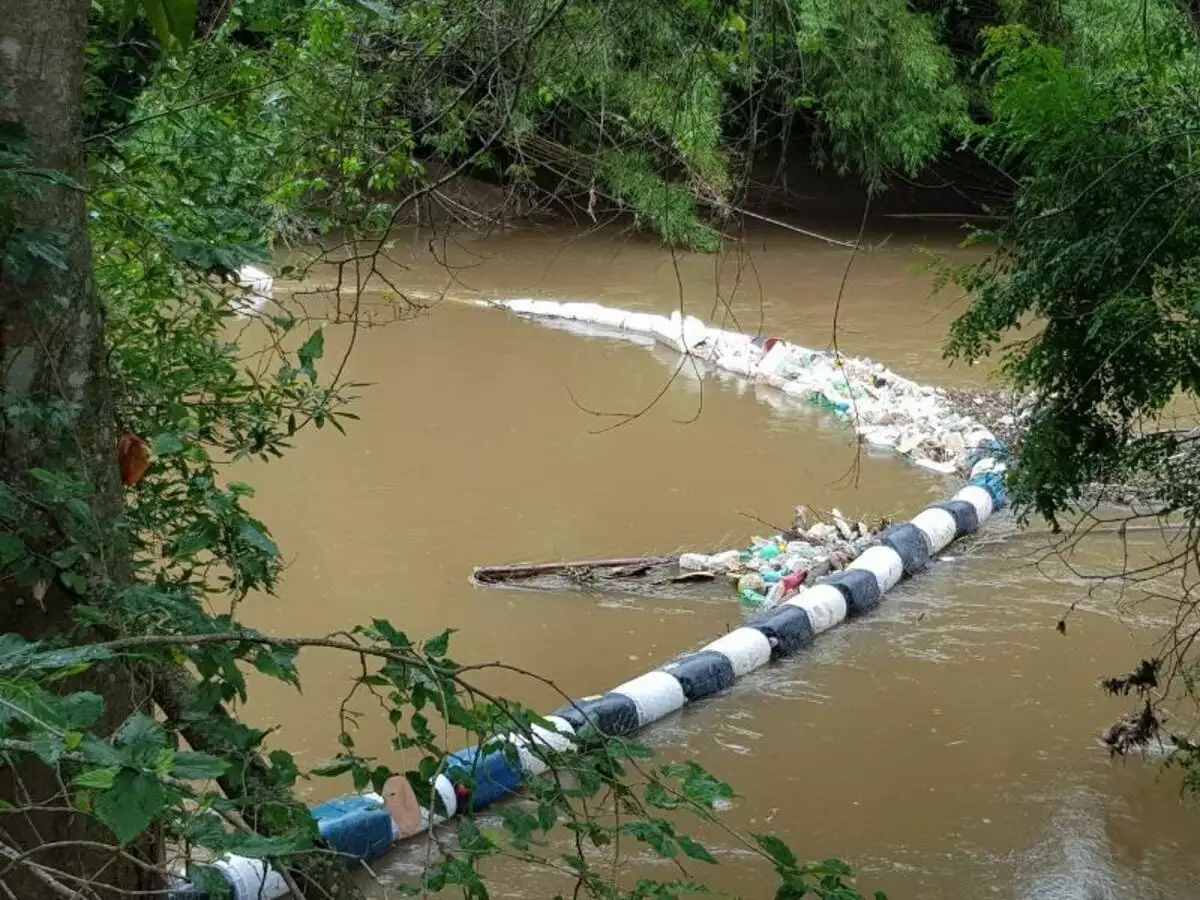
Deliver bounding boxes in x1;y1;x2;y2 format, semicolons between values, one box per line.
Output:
473;556;676;584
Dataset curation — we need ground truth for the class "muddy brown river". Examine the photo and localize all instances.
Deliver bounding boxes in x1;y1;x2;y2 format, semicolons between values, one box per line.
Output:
238;223;1199;898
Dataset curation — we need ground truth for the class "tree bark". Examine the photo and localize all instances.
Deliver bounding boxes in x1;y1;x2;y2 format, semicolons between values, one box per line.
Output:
0;0;161;896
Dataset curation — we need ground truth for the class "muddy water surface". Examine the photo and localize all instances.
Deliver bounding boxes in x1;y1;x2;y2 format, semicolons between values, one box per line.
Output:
240;224;1199;898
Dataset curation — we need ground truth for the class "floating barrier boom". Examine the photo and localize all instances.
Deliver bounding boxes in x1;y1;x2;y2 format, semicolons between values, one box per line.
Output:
171;298;1010;899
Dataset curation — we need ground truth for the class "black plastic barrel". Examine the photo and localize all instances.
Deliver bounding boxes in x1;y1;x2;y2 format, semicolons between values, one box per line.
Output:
552;693;640;739
823;569;882;616
659;651;735;702
879;522;931;575
747;605;815;658
931;500;979;538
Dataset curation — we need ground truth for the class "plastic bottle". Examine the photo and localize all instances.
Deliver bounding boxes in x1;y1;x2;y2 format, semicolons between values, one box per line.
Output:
765;581;785;607
740;588;767;607
782;571;806;592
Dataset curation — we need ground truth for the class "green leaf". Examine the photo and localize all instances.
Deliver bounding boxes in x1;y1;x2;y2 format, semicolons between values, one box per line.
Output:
95;770;167;844
152;432;185;456
424;629;453;657
251;643;299;685
0;534;26;567
116;712;168;768
621;819;677;859
754;833;797;869
297;329;325;380
170;752;230;780
239;523;280;557
678;835;717;864
75;766;121;790
310;759;355;778
141;0;198;48
58;691;105;728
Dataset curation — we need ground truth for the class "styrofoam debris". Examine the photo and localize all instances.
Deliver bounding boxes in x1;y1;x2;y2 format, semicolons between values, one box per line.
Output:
490;298;1001;474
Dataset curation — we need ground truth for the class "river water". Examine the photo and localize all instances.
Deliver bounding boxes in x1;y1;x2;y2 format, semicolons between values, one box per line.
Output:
238;223;1199;898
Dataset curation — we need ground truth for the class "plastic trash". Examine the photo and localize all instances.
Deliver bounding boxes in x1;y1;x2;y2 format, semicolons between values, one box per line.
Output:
738;573;767;595
878;523;932;575
679;553;713;571
553;693;640;739
764;581;786;608
213;857;288;900
970;471;1007;508
622;312;662;335
314;801;397;863
823;569;882;616
740;587;768;606
659;650;735;702
781;571;806;593
746;605;816;657
612;671;686;727
703;627;773;676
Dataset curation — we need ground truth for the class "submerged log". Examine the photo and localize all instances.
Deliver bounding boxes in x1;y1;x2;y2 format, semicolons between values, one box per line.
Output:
473;555;676;584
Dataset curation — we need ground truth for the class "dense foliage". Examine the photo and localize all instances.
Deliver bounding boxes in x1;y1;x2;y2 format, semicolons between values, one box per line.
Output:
942;2;1200;762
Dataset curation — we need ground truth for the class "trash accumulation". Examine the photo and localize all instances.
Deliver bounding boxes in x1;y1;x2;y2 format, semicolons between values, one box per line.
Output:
471;508;884;610
679;506;879;609
484;298;1004;475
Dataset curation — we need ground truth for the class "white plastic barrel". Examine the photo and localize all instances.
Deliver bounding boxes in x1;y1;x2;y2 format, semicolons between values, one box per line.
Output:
507;716;576;776
848;546;904;594
785;585;847;633
910;507;958;554
214;856;289;900
954;485;994;523
703;628;772;677
612;671;686;727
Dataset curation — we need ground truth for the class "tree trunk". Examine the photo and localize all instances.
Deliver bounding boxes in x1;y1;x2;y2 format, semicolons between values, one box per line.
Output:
0;0;160;895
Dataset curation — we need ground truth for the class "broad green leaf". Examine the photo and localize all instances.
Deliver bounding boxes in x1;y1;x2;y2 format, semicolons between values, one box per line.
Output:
95;770;167;845
754;833;797;869
239;523;280;557
297;329;325;380
678;835;717;864
141;0;198;48
116;712;168;768
152;432;185;456
75;766;121;790
424;629;453;657
0;534;26;566
170;751;229;780
29;645;114;672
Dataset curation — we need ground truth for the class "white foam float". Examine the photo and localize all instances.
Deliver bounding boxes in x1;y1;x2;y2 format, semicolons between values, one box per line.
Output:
488;298;999;472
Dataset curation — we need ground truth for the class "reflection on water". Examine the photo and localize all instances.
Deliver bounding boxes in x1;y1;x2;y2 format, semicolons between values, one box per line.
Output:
238;224;1199;897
